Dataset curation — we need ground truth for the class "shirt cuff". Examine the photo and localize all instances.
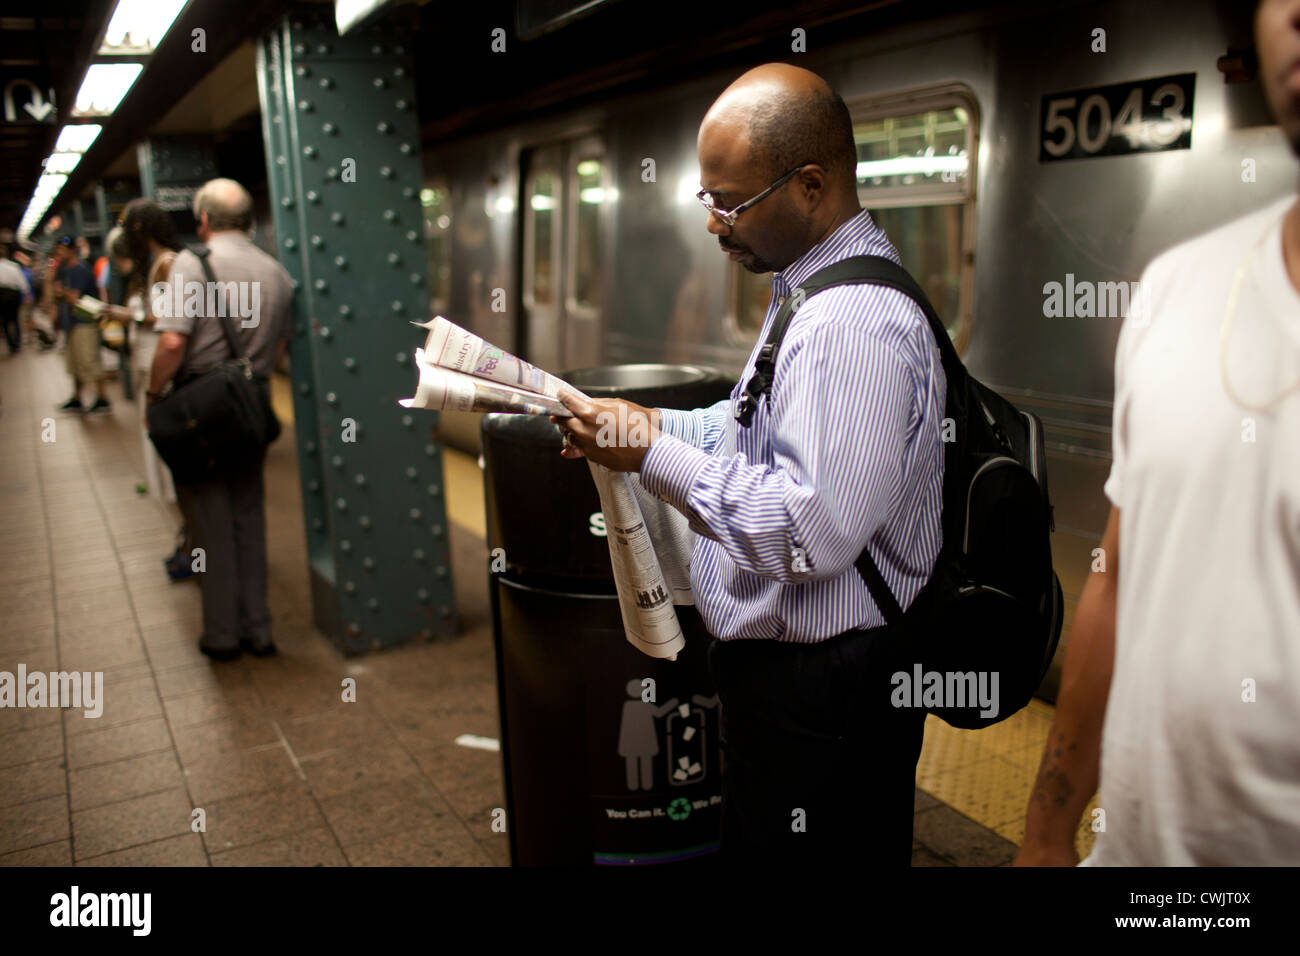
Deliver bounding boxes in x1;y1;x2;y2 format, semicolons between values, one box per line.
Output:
655;407;703;448
640;433;711;514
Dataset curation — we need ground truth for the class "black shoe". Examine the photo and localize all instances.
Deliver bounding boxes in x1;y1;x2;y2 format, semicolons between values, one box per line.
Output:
240;634;277;657
164;545;197;582
87;397;111;414
58;397;83;411
198;638;241;662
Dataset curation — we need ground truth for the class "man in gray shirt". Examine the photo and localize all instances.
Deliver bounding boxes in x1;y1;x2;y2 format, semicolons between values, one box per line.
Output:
148;178;293;660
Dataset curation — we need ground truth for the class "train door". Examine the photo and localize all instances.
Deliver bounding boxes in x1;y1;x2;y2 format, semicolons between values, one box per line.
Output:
521;134;607;374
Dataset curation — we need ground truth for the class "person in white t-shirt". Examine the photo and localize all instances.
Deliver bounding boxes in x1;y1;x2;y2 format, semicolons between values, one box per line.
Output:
1017;0;1300;866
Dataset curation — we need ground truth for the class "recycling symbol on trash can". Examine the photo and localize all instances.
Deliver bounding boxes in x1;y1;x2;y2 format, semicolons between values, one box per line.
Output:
667;798;691;821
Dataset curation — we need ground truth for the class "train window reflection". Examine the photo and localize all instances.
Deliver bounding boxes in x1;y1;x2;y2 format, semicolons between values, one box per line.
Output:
571;157;602;311
854;107;969;195
529;173;557;306
421;183;452;312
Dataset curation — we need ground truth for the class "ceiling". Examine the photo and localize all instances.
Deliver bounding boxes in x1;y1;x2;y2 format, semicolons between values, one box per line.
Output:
0;1;117;235
1;0;289;237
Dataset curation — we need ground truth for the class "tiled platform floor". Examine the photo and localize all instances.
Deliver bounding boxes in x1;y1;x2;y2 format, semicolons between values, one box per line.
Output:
0;345;1091;866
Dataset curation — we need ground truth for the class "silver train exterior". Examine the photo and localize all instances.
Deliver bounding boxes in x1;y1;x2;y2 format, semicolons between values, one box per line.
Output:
421;0;1294;693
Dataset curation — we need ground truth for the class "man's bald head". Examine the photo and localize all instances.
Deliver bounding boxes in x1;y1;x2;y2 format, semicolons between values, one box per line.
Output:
702;64;857;191
194;177;254;233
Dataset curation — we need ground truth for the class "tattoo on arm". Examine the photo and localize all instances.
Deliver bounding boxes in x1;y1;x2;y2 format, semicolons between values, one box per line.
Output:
1031;731;1078;809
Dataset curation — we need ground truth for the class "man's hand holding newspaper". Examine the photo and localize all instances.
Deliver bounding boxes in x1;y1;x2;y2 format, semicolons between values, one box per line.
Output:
549;392;660;472
401;317;695;660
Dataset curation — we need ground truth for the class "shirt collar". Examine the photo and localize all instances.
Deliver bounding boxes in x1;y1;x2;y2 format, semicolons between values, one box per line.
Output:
773;209;882;293
205;231;248;249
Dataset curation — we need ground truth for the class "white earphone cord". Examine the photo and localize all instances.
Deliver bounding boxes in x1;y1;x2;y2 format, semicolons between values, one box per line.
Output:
1218;232;1300;413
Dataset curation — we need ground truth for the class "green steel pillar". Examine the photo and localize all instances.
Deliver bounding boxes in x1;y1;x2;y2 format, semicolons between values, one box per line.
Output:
256;7;456;653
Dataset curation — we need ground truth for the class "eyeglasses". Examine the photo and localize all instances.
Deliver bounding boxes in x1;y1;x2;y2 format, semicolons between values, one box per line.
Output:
696;165;806;227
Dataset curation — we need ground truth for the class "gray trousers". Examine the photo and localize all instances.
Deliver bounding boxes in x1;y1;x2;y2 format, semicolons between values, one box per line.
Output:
178;455;270;649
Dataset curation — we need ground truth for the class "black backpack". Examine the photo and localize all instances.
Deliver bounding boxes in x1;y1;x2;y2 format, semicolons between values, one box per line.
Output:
737;255;1063;729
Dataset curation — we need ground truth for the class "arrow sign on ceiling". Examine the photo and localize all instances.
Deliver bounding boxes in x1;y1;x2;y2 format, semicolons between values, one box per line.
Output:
3;79;57;124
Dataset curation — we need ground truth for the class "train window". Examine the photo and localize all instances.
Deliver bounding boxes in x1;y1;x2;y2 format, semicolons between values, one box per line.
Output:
526;171;558;306
420;182;452;312
569;156;603;313
854;106;970;200
853;88;978;349
729;87;978;350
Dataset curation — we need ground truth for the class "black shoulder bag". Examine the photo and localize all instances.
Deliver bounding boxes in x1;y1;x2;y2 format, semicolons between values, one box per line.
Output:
146;246;281;485
737;255;1063;729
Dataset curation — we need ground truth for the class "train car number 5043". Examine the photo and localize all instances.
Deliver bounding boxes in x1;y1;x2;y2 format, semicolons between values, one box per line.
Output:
1039;73;1195;162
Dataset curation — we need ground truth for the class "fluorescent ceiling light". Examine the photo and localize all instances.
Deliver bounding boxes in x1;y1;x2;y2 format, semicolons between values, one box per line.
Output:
336;0;380;35
34;174;67;196
855;155;968;179
44;153;82;175
73;63;143;116
55;124;102;153
100;0;189;53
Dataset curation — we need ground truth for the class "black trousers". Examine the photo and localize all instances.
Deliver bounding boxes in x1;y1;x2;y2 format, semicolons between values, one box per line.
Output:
176;454;270;649
707;627;926;865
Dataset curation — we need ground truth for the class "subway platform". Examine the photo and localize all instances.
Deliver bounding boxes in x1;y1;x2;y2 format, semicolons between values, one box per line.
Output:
0;347;1094;866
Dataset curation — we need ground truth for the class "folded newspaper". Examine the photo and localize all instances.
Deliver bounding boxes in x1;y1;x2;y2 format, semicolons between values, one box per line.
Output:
72;295;105;321
401;316;695;660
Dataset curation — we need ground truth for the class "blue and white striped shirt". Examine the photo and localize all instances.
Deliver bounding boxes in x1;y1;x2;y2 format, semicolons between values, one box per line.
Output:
639;210;946;642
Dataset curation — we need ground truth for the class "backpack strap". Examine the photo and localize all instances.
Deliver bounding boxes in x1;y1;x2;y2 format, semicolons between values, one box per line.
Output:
734;254;958;627
190;244;250;364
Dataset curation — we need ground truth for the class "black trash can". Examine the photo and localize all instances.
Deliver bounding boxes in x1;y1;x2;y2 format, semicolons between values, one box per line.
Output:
484;364;734;866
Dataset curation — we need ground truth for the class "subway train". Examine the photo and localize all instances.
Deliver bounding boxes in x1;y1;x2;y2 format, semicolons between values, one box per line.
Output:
418;0;1294;698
